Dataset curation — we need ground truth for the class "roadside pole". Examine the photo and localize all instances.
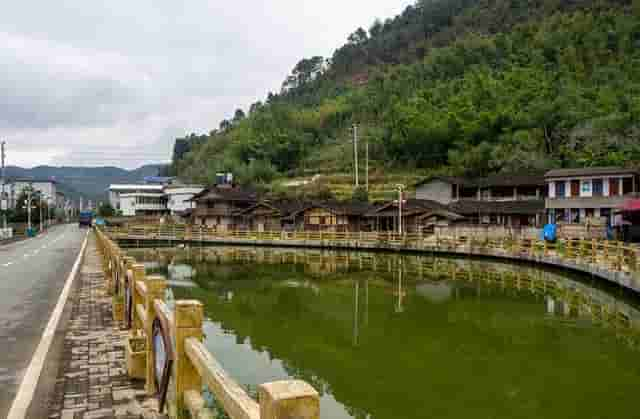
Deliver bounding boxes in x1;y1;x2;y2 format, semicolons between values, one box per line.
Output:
39;194;43;233
1;141;6;230
353;124;359;187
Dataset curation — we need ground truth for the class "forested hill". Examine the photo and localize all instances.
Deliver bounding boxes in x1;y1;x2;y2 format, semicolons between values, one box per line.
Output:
170;0;640;194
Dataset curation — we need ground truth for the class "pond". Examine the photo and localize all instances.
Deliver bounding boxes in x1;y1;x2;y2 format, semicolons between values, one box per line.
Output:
129;245;640;419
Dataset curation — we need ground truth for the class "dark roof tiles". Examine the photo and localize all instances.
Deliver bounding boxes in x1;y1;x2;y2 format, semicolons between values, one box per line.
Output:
447;199;545;215
545;167;639;178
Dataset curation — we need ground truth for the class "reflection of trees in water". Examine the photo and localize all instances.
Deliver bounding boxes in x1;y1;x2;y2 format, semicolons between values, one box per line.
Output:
163;245;640;419
134;246;640;333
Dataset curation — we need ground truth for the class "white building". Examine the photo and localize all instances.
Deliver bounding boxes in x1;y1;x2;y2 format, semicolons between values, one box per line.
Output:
119;192;167;217
108;184;165;212
164;186;204;216
108;183;203;217
5;179;58;209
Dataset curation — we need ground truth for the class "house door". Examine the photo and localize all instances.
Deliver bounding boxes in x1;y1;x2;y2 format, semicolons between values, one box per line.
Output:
609;178;620;196
257;217;265;232
570;180;580;197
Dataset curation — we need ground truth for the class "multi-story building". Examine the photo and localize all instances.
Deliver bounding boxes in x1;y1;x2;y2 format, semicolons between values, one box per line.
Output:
108;184;165;212
545;167;639;225
4;179;59;209
108;183;204;217
191;185;258;230
415;172;546;227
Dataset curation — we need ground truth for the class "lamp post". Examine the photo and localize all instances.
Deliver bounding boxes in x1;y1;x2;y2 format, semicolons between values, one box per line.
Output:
24;187;35;232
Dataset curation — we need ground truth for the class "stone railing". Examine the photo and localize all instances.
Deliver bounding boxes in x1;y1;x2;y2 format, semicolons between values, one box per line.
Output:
95;228;320;419
101;224;640;293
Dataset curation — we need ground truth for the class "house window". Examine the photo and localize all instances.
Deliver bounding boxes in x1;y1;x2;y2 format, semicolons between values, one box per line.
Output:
593;179;603;196
555;181;566;198
581;180;592;195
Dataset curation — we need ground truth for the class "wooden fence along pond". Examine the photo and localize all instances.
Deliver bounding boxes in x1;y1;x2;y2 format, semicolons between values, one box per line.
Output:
95;228;320;419
102;225;640;293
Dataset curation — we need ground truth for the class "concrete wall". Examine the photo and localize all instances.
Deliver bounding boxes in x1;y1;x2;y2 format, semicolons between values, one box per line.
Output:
416;180;454;204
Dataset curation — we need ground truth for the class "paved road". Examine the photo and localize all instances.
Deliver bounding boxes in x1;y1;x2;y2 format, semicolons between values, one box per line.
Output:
0;224;86;418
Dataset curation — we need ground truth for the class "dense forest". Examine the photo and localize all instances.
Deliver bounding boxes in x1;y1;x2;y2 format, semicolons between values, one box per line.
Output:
170;0;640;190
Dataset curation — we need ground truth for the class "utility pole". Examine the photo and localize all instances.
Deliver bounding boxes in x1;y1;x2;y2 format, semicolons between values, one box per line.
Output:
365;140;369;192
353;124;359;187
1;141;6;230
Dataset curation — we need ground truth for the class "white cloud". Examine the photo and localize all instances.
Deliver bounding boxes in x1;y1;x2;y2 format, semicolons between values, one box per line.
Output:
0;0;412;169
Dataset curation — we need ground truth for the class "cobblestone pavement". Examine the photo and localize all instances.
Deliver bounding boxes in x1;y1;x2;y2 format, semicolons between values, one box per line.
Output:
48;235;159;419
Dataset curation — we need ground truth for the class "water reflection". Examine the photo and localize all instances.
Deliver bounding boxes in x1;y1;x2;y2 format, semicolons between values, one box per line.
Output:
129;246;640;419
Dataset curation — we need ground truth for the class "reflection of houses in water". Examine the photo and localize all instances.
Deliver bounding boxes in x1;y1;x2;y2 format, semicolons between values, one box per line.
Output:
129;245;640;342
168;263;196;281
416;282;453;303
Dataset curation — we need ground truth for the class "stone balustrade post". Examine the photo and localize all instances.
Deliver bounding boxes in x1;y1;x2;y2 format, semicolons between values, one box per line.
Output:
174;300;204;414
131;263;146;332
145;275;167;394
259;380;320;419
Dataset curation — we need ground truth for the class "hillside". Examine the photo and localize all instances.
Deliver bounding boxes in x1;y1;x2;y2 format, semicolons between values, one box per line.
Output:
169;0;640;199
5;165;163;202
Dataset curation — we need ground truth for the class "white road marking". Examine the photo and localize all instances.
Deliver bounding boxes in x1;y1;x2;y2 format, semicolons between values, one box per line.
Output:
6;230;88;419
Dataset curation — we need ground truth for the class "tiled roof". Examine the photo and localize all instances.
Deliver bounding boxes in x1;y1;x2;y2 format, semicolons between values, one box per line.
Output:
191;185;258;202
366;199;449;217
447;199;545;215
416;172;545;188
545;167;639;178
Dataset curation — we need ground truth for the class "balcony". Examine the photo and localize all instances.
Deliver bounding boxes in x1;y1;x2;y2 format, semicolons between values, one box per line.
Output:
133;202;167;212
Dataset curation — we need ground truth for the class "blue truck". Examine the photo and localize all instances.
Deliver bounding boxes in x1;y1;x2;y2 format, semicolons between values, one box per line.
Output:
79;211;94;228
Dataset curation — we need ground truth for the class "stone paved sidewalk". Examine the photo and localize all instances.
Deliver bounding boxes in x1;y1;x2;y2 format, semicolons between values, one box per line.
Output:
47;234;158;419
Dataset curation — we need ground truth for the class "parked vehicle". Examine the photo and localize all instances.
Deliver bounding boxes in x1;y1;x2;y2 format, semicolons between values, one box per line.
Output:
79;211;94;228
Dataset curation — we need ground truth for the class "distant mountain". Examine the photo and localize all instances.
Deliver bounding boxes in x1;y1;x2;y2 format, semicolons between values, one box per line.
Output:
5;164;164;203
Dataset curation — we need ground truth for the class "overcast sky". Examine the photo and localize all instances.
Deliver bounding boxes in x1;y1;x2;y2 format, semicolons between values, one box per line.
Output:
1;0;412;170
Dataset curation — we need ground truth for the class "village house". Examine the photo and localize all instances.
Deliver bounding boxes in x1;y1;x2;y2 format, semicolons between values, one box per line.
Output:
286;201;373;232
190;185;258;231
447;199;545;227
545;167;640;226
232;200;308;231
365;199;462;233
415;172;547;227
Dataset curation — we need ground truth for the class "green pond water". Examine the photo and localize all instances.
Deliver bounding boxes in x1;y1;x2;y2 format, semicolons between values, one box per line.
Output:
129;246;640;419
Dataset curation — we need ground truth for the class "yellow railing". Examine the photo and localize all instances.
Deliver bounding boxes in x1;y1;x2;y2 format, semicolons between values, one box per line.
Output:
95;228;320;419
102;225;640;279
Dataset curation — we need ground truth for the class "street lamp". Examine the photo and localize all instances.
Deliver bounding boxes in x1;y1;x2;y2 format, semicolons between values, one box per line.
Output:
394;184;406;235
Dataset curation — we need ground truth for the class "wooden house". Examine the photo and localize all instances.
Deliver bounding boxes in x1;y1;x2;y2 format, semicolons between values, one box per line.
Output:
233;200;307;231
191;186;258;231
365;199;460;233
288;202;372;232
